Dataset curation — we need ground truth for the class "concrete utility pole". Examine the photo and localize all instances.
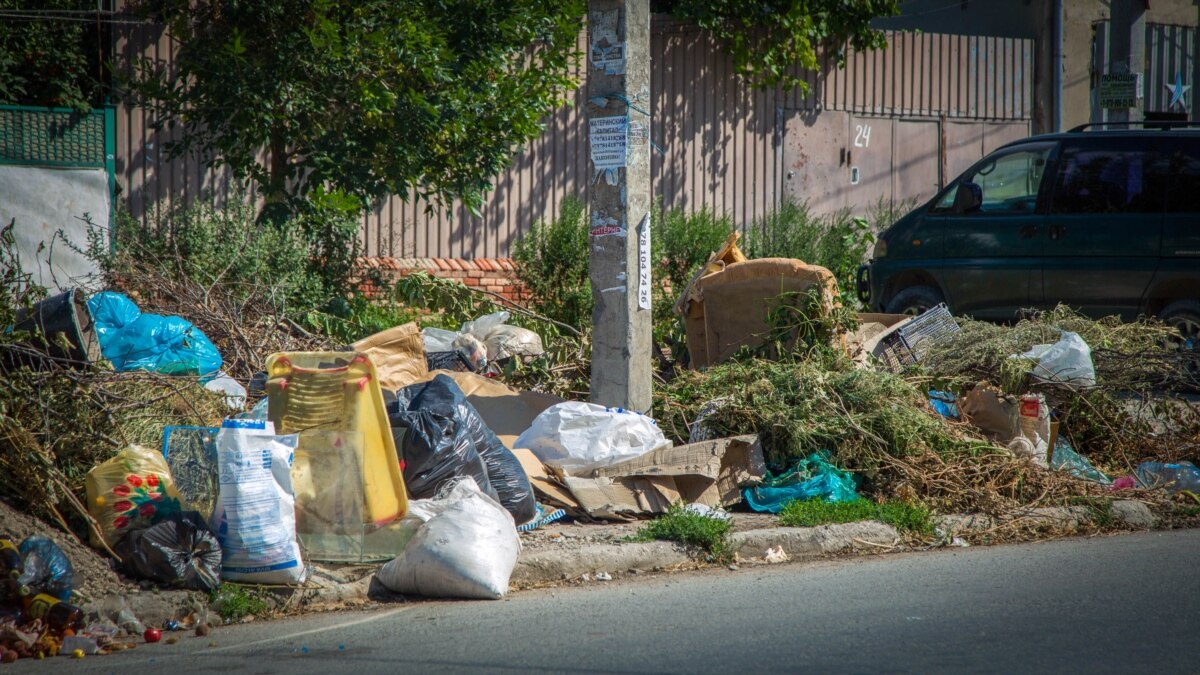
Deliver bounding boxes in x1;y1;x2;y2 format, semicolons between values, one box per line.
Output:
1108;0;1147;124
586;0;653;412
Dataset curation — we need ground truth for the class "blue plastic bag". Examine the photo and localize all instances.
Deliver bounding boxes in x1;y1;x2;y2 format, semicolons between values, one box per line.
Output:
743;452;859;514
88;291;222;377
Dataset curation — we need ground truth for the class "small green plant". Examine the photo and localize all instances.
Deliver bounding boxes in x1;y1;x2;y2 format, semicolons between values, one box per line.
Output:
631;502;732;559
778;498;933;535
210;583;271;623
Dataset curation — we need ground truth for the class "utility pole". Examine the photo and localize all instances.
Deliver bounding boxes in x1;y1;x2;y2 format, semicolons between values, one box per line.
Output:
586;0;653;412
1108;0;1146;124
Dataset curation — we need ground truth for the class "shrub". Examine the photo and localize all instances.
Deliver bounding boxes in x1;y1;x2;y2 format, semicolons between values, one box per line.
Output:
92;194;361;313
511;197;591;329
743;198;875;305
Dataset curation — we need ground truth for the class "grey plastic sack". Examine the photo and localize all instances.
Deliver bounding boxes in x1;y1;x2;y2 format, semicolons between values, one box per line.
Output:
375;480;520;600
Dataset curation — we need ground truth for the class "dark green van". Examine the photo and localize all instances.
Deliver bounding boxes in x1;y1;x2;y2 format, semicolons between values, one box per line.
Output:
859;125;1200;348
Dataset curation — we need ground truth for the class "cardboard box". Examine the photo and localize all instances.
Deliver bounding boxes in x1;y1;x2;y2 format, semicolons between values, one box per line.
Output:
559;435;765;520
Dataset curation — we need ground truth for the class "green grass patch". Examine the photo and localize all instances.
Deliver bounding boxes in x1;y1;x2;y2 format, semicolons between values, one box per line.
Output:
630;503;732;559
210;583;272;623
778;498;933;535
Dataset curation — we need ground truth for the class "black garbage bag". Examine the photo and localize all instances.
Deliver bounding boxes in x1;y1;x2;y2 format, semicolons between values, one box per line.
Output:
392;375;537;524
388;406;499;504
113;512;222;591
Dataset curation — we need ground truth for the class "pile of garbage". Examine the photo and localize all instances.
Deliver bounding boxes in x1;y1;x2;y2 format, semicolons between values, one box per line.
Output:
2;228;1198;663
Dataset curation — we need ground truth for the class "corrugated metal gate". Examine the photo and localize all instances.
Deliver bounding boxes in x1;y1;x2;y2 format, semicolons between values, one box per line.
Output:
111;19;1032;259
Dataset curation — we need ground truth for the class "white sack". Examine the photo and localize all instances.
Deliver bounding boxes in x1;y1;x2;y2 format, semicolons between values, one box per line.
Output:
211;420;307;584
514;401;670;474
376;480;520;600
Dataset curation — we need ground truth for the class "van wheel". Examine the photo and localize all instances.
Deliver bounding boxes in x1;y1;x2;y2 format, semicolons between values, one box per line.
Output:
1160;301;1200;350
885;286;944;316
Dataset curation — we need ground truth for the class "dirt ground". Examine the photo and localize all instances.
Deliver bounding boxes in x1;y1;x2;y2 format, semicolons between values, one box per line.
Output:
0;500;132;604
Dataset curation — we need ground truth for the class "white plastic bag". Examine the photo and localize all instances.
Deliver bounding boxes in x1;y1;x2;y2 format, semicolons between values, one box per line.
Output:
1018;331;1096;387
210;419;307;584
376;480;519;600
515;402;670;474
422;327;460;353
460;311;511;339
204;372;247;410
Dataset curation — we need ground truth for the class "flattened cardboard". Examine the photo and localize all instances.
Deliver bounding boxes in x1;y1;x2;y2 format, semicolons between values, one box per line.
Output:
352;323;428;390
511;447;580;510
562;435;765;520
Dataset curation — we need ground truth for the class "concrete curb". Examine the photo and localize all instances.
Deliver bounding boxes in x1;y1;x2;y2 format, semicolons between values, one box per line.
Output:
728;521;900;559
511;541;693;586
290;500;1162;606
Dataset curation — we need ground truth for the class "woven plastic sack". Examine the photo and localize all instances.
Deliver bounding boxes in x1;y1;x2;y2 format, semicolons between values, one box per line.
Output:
375;480;520;600
87;291;222;377
515;402;669;474
210;419;306;584
85;445;186;549
483;325;544;362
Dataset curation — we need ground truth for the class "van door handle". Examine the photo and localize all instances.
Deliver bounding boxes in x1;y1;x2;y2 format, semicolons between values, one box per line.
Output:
1049;225;1066;240
1018;224;1037;239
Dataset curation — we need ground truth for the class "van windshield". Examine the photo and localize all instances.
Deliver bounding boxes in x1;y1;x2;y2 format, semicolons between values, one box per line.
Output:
933;144;1054;214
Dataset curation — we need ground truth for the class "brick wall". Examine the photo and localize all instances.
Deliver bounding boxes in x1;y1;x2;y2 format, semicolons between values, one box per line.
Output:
359;257;527;304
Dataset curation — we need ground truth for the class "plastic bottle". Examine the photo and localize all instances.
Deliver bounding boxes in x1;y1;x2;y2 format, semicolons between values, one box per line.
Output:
16;537;74;601
1136;461;1200;493
22;593;85;632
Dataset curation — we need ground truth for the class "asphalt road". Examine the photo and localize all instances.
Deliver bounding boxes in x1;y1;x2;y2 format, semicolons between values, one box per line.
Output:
29;529;1200;674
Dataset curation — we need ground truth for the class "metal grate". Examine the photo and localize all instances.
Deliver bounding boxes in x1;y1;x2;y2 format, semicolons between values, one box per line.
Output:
0;105;107;167
877;304;961;372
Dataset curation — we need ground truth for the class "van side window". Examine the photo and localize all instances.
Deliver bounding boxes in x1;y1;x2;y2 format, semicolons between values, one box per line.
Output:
931;146;1051;214
1049;144;1166;214
1165;142;1200;213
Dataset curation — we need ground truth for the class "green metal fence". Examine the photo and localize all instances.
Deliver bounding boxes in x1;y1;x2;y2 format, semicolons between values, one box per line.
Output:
0;104;117;228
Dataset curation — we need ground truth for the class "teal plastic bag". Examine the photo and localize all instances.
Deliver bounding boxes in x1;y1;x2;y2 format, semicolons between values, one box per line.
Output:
743;452;859;514
88;292;222;377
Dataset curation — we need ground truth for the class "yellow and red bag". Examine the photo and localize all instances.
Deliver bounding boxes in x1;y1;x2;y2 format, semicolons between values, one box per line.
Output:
85;445;186;549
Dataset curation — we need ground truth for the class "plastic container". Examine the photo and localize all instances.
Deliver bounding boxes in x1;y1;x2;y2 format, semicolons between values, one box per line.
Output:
1136;461;1200;493
266;352;409;562
11;288;101;366
22;593;85;632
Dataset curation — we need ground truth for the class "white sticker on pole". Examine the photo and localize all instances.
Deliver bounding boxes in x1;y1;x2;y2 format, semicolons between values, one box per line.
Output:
637;213;651;311
590;116;627;170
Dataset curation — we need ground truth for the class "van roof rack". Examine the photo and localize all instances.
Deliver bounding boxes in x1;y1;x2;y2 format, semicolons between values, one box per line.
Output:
1069;121;1200;132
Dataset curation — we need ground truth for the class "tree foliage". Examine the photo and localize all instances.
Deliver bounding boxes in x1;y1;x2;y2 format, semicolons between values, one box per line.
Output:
657;0;900;89
0;0;106;108
126;0;585;213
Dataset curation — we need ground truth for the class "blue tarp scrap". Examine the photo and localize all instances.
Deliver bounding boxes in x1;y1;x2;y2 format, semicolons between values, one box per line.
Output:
929;390;959;419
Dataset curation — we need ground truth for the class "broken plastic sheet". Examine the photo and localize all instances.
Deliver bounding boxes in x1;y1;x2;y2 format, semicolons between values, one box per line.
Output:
743;452;859;514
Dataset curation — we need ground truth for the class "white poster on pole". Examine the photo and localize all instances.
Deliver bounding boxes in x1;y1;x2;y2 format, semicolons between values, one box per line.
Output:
637;213;651;311
589;116;627;170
